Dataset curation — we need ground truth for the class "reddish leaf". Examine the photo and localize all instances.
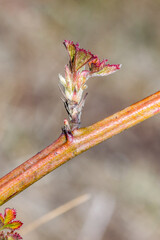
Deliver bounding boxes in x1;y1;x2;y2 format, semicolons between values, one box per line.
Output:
7;231;22;240
88;56;121;77
63;40;77;63
92;64;121;77
4;209;16;225
64;40;95;72
75;48;94;71
5;221;23;230
88;57;107;72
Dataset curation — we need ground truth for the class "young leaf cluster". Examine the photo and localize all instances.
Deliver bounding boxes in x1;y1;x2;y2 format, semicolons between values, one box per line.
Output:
0;209;23;240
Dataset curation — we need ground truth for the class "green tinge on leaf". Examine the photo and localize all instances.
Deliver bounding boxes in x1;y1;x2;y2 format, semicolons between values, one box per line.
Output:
63;40;76;63
62;40;121;130
95;65;120;76
75;49;93;71
4;209;16;225
5;221;23;230
64;40;95;72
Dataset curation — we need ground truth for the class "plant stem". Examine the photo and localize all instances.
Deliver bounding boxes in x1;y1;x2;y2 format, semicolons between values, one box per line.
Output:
0;134;66;188
0;91;160;205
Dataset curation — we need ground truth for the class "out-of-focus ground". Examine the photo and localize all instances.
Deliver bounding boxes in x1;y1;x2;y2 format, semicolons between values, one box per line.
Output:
0;0;160;239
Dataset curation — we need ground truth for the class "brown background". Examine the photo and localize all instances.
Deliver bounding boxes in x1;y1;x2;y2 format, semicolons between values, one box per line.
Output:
0;0;160;239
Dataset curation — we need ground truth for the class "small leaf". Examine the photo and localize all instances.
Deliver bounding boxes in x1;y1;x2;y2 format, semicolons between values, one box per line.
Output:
7;232;22;240
4;209;16;225
64;40;95;72
5;221;23;230
91;64;122;77
75;48;94;71
63;40;77;63
88;56;121;77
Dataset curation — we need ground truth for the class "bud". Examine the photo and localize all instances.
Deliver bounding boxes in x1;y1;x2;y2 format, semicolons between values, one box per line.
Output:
59;40;121;130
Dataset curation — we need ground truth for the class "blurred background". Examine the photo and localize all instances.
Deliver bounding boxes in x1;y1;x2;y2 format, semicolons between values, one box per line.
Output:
0;0;160;239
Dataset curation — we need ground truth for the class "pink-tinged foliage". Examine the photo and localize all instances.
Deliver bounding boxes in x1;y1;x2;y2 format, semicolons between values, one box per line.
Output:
60;40;121;130
61;40;121;104
63;40;77;63
63;40;121;77
63;40;95;72
4;221;23;230
7;231;22;240
74;48;94;71
88;55;121;77
0;209;23;240
0;231;22;240
4;209;16;225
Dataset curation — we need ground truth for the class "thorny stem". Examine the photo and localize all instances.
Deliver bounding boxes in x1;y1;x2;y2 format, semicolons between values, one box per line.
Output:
0;91;160;205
